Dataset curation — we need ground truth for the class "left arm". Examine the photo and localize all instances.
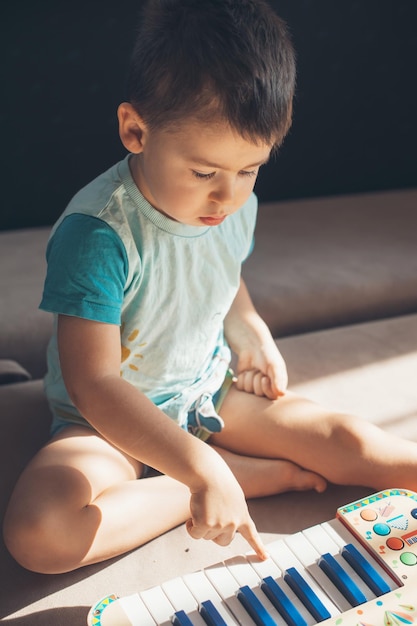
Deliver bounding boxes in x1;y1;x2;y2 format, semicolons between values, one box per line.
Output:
224;278;288;399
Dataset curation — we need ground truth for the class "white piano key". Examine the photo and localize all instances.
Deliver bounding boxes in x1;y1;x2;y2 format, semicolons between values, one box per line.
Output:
301;524;376;603
204;561;257;625
183;570;240;625
245;554;282;580
162;577;207;626
302;524;340;555
118;593;158;626
322;518;398;591
140;586;177;626
267;538;340;620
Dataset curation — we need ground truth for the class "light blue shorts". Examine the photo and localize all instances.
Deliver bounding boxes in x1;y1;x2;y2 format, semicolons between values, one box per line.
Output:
49;370;235;441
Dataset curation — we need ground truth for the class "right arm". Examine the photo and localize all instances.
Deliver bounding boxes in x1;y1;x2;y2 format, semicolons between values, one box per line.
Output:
58;314;267;558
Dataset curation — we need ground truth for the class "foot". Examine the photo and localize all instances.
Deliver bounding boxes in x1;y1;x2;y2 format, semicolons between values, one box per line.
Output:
212;445;327;498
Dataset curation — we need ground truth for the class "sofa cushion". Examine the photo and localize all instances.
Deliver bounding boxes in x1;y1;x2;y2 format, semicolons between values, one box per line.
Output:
0;360;31;385
243;188;417;336
0;380;52;523
281;312;417;440
0;227;52;379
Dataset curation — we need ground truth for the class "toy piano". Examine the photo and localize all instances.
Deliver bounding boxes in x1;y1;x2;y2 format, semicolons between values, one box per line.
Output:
88;489;417;625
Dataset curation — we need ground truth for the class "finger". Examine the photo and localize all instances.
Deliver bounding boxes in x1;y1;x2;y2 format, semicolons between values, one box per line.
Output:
261;375;278;400
239;519;269;561
236;370;254;394
267;362;288;397
234;371;245;391
186;518;207;540
252;371;265;396
211;531;236;547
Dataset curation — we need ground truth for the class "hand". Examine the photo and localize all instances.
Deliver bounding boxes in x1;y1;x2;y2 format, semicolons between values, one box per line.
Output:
235;336;288;400
224;278;288;399
186;471;268;560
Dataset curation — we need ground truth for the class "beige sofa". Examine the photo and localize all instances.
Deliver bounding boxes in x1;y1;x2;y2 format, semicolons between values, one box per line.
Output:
1;187;417;624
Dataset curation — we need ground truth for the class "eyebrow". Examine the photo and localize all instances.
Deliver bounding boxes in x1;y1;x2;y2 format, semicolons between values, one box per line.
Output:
191;156;270;170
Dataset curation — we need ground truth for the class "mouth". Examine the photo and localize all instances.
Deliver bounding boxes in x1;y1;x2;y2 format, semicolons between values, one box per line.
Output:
200;215;227;226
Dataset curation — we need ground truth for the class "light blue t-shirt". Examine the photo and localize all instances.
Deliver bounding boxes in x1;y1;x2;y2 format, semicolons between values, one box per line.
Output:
40;154;257;433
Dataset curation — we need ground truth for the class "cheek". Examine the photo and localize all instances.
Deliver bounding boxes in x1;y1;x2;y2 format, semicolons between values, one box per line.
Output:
237;178;257;203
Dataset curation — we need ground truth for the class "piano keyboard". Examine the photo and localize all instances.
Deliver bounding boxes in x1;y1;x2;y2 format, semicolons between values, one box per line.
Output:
88;489;417;626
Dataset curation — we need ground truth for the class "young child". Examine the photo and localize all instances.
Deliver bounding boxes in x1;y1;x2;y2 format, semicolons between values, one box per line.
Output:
4;0;417;575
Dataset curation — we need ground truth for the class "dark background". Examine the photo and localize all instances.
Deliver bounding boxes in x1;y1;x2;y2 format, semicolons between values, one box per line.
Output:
1;0;416;231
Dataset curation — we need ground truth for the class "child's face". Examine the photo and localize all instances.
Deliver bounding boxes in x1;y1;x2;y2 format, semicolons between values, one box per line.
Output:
130;119;272;227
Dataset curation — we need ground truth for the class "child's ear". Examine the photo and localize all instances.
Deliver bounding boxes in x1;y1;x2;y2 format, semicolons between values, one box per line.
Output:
117;103;147;153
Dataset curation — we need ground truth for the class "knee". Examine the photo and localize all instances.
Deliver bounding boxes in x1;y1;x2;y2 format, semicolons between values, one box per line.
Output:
330;412;374;450
3;499;57;573
3;497;88;574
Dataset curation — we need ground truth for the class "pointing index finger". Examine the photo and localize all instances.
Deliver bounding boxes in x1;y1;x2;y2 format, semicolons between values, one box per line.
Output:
239;520;269;561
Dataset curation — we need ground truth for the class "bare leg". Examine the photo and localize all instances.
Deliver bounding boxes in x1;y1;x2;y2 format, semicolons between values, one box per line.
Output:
3;424;325;574
212;387;417;491
3;427;191;573
213;446;326;497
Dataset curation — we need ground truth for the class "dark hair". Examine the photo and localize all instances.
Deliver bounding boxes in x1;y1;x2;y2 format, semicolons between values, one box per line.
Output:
126;0;296;147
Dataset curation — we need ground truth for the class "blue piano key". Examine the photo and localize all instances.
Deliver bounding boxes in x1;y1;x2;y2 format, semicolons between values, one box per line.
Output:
261;576;307;626
341;543;391;596
236;585;278;626
172;610;196;626
318;553;367;607
284;567;332;622
199;600;228;626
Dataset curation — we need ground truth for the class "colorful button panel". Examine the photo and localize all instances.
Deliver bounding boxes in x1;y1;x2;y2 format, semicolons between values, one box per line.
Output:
337;490;417;582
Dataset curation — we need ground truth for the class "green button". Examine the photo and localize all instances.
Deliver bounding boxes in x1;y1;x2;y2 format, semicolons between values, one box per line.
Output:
400;552;417;566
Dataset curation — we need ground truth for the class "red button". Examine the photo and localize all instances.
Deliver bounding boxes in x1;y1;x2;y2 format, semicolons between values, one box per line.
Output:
386;537;404;551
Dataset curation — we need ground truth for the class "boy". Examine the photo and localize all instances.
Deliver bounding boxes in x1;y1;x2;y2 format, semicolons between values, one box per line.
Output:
4;0;417;575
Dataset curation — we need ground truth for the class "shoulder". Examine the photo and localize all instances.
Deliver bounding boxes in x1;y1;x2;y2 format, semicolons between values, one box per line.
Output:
50;157;133;235
47;213;127;266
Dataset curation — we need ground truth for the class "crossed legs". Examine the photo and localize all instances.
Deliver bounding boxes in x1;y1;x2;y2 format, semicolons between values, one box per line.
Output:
4;388;416;574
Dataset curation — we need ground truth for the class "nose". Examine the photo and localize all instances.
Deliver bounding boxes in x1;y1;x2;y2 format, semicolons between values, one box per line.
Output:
209;177;235;205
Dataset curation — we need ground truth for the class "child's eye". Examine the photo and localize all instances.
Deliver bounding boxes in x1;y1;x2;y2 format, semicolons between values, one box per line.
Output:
192;170;216;180
239;169;257;178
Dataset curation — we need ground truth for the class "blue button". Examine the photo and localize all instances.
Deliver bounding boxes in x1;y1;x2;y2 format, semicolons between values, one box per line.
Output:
237;585;278;626
318;553;367;607
342;544;391;596
373;523;391;536
284;567;331;622
261;576;308;626
411;508;417;520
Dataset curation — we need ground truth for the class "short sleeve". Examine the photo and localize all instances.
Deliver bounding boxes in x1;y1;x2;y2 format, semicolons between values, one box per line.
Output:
39;214;129;324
